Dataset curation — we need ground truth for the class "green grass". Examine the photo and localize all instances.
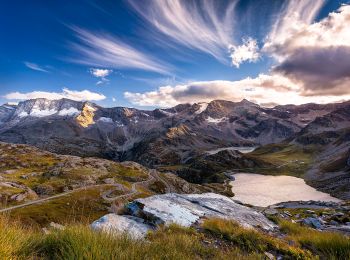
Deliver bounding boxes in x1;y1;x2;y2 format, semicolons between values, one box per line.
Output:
1;215;350;259
0;216;263;259
202;218;310;259
280;220;350;259
247;143;318;177
8;185;113;227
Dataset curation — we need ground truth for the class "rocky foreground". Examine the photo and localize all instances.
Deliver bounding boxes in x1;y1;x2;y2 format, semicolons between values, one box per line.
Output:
92;193;276;238
92;193;350;239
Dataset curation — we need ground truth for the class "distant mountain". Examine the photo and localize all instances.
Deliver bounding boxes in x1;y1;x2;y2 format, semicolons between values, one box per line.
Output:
0;98;348;168
291;104;350;199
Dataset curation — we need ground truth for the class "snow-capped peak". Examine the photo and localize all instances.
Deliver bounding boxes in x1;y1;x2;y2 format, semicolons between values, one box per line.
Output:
195;102;208;114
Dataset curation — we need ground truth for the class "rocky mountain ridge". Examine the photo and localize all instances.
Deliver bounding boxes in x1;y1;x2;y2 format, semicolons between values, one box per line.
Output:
0;98;348;167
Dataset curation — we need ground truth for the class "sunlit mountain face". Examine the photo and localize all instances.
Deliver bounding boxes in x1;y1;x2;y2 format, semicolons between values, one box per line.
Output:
0;0;349;108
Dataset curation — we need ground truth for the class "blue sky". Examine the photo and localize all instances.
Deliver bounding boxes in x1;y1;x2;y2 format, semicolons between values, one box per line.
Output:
1;0;349;108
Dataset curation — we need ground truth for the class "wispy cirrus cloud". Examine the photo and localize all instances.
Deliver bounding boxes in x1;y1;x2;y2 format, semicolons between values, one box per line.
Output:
128;0;236;63
127;0;259;68
4;88;106;101
69;27;172;74
24;62;49;73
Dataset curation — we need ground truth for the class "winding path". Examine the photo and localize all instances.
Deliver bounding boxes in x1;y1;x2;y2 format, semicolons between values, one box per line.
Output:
0;169;171;213
0;185;102;213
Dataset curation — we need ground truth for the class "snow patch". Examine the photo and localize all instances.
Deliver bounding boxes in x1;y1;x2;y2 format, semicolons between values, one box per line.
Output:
18;112;29;118
206;116;227;124
58;107;80;116
3;104;16;110
159;109;175;116
195;102;208;114
98;117;113;123
30;108;57;117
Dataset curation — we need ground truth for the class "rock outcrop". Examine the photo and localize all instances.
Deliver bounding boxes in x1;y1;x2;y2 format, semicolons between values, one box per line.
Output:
91;214;153;239
92;193;277;238
128;193;277;230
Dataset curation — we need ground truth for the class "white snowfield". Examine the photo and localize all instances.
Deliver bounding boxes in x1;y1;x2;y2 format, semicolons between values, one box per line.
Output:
206;116;227;123
58;107;80;116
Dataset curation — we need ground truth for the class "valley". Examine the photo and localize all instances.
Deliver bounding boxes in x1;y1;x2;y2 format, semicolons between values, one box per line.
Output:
0;98;349;259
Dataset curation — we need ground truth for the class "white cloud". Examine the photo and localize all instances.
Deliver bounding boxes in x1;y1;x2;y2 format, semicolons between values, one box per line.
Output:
264;3;350;96
229;38;260;68
112;97;116;102
4;88;106;101
128;0;239;64
24;62;49;73
70;27;172;74
90;68;112;78
264;0;325;58
264;1;350;57
90;68;112;85
124;74;350;107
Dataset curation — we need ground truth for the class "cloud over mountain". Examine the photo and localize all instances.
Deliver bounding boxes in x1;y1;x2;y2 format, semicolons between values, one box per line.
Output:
4;88;106;101
124;74;350;107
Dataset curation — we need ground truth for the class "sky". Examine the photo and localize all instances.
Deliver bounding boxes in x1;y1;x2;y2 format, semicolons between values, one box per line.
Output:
1;0;350;108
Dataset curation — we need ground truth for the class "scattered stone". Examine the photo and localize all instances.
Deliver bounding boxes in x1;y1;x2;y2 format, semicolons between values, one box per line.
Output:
49;222;65;230
283;211;292;217
103;178;115;184
3;169;16;174
302;217;323;229
42;228;50;235
333;212;345;217
329;220;339;226
264;208;278;216
264;252;275;260
10;193;27;202
305;210;315;214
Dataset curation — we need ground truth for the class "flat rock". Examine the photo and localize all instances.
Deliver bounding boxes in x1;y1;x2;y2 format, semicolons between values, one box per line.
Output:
128;193;277;231
302;217;323;229
91;214;153;239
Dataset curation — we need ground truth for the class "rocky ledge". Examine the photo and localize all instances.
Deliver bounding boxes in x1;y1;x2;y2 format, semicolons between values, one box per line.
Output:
265;200;350;236
92;193;277;238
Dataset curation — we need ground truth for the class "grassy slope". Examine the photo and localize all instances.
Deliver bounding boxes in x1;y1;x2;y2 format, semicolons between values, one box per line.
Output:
0;142;155;226
246;143;318;177
1;215;349;259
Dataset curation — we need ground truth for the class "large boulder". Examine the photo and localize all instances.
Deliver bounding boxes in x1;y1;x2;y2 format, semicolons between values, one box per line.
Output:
91;214;153;239
127;193;277;231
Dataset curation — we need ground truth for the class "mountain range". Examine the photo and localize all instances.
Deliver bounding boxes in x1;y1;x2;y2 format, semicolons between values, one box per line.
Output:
0;98;349;198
